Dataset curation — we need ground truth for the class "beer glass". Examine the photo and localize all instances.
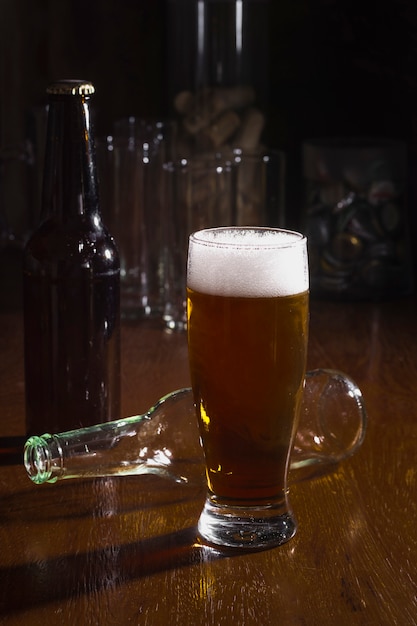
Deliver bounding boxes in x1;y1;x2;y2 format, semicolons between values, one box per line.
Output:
187;226;309;549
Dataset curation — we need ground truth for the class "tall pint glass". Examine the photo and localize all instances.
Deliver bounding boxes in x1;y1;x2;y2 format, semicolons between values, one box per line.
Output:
187;227;309;549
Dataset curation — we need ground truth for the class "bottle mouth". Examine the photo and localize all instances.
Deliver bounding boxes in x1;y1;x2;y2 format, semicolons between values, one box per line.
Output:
24;436;54;484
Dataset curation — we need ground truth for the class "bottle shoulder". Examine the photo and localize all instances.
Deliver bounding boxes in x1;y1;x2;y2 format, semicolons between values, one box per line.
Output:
24;216;120;274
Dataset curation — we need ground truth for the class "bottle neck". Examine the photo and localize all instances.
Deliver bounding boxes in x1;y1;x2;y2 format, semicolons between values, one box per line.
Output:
41;93;102;224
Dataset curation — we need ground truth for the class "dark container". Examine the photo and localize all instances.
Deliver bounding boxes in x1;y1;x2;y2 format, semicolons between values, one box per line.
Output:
23;80;121;435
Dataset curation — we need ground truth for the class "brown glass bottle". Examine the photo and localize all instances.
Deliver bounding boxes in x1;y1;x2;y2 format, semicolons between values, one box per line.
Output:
23;80;121;435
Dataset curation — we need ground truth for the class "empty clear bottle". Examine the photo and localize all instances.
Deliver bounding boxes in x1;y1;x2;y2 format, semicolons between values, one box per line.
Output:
24;370;367;486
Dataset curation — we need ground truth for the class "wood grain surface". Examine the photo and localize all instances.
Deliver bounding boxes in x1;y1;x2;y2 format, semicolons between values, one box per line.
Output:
0;296;416;625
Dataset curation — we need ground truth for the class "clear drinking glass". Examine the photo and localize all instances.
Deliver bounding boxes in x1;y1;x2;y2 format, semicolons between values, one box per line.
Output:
162;155;236;331
97;119;174;319
187;226;309;549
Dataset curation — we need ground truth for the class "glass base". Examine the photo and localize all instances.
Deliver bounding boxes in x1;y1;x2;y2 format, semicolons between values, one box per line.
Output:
197;498;297;550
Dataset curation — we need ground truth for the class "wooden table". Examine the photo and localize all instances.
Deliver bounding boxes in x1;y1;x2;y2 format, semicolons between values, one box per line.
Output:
1;295;417;625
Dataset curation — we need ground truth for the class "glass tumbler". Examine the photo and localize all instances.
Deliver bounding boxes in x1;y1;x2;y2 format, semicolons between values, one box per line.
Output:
187;226;309;549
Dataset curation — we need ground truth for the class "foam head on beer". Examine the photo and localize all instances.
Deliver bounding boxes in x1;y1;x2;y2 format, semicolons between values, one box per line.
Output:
187;227;309;297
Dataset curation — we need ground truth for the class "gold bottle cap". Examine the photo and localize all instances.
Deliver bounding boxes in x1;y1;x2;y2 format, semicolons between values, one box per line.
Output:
46;80;95;96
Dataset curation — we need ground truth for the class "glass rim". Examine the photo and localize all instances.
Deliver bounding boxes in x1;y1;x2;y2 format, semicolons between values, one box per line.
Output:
189;226;306;250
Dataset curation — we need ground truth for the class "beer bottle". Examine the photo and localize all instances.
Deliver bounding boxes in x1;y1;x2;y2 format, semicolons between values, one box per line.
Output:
23;80;121;435
22;371;367;486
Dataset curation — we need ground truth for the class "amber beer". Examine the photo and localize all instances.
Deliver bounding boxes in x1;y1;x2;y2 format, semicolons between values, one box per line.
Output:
187;227;309;515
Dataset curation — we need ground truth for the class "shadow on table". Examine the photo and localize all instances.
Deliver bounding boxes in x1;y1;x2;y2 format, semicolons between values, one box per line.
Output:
0;525;228;616
0;468;345;619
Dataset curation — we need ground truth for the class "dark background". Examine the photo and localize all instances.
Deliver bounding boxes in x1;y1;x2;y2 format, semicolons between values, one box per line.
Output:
1;0;417;244
2;1;417;144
